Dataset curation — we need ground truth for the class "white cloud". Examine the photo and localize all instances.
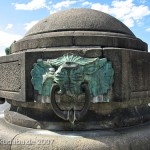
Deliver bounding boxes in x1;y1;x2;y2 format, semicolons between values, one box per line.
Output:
12;0;150;29
5;24;13;30
91;3;110;13
0;46;6;56
0;31;22;56
24;20;39;31
123;18;134;27
53;0;77;9
13;0;77;14
128;5;150;20
111;0;134;19
145;28;150;32
83;0;150;28
82;1;92;6
48;1;52;5
50;0;77;14
13;0;46;10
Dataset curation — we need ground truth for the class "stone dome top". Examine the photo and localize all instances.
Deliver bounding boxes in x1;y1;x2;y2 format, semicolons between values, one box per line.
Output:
26;8;135;37
11;8;147;53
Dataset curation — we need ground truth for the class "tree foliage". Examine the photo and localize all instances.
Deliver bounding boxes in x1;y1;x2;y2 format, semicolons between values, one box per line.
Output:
5;40;16;55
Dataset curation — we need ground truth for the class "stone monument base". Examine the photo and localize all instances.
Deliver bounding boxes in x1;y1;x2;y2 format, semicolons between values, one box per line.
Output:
1;117;150;150
5;99;150;130
1;103;150;150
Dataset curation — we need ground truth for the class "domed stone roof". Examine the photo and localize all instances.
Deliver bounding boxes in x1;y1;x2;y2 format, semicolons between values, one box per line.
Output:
26;8;134;37
11;8;147;52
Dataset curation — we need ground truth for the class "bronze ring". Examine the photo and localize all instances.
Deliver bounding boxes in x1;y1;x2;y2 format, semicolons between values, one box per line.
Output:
50;83;91;123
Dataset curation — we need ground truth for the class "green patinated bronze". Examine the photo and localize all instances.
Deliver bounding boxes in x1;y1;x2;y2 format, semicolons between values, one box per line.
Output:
31;54;114;101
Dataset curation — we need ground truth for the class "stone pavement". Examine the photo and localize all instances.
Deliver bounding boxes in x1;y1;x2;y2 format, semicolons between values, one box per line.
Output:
0;102;150;150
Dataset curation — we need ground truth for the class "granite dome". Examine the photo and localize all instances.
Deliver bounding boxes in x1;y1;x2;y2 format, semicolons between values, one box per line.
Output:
26;8;135;37
11;8;147;52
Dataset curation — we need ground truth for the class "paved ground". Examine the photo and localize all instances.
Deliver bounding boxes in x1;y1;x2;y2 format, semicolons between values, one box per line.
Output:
1;102;150;150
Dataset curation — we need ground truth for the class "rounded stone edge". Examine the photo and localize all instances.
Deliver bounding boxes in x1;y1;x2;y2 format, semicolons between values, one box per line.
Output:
4;101;150;131
1;115;150;150
25;8;135;37
11;32;148;53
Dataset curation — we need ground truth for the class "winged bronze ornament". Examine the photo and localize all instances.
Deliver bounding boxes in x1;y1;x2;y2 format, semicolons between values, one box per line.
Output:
31;54;114;123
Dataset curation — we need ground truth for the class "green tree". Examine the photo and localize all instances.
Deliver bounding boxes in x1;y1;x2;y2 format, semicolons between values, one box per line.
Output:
5;40;16;55
5;47;11;55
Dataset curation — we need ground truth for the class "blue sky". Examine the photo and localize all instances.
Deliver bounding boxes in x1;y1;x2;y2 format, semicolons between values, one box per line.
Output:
0;0;150;55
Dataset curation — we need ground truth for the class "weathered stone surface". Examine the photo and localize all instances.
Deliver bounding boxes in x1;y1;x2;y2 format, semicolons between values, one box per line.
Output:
1;48;150;130
1;8;150;132
0;102;29;150
129;51;150;99
0;48;103;102
1;109;150;150
12;31;147;53
0;53;26;101
5;100;150;130
11;9;147;52
103;48;127;101
0;61;21;92
26;8;135;36
2;48;150;103
103;48;150;102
